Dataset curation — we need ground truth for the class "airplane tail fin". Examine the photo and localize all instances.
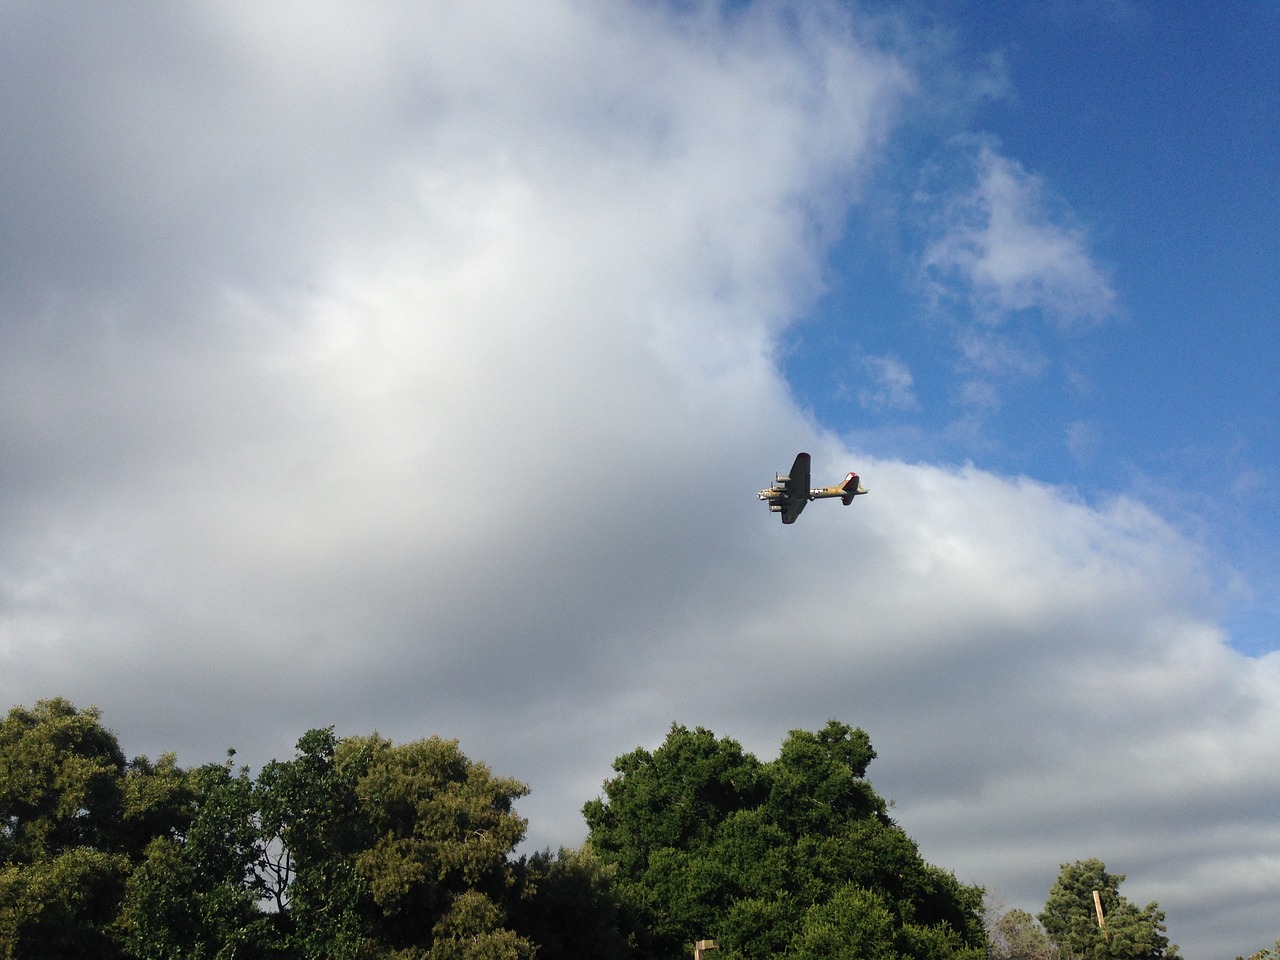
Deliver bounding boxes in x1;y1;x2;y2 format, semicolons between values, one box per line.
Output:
840;472;868;505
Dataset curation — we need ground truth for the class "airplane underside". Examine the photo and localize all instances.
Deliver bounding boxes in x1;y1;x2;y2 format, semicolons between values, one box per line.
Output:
758;452;866;524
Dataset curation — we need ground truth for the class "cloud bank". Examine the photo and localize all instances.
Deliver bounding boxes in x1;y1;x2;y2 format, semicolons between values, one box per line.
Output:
1;4;1275;956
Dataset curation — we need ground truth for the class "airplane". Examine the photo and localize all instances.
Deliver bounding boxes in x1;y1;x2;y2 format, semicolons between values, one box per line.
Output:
758;451;867;524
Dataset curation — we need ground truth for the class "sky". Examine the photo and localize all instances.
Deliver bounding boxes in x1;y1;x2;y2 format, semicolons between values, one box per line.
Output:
1;2;1277;957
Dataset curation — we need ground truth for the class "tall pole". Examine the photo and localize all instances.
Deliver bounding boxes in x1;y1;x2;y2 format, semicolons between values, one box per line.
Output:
1093;890;1107;937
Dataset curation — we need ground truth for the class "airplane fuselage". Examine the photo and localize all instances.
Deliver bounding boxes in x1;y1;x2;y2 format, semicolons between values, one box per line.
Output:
758;452;866;523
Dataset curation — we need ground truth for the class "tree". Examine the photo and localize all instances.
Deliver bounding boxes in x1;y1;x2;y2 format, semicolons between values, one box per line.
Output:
790;884;898;960
4;699;610;959
256;727;535;959
505;846;630;960
0;699;147;959
119;757;279;959
584;724;764;876
583;720;987;960
1237;938;1280;960
118;752;196;861
0;700;287;959
1039;859;1181;960
0;699;128;865
2;701;993;960
988;905;1068;960
582;724;768;956
0;846;130;960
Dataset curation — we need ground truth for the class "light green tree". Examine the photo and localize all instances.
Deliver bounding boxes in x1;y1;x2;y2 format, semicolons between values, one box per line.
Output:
0;699;128;865
0;699;140;959
257;727;535;959
0;846;129;960
1237;938;1280;960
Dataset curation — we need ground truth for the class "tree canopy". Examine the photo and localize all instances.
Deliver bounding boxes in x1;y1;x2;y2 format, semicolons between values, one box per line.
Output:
0;700;549;959
1039;858;1181;960
583;720;987;960
1236;938;1280;960
3;700;1191;960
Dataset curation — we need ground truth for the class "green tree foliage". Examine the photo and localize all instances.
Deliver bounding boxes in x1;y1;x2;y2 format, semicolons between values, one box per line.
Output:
583;719;987;960
790;883;898;960
1039;859;1181;960
1;700;611;959
3;701;1009;960
255;727;374;957
118;753;197;861
0;699;128;865
1237;938;1280;960
257;727;536;959
0;699;192;959
120;757;279;959
505;846;630;960
0;847;129;960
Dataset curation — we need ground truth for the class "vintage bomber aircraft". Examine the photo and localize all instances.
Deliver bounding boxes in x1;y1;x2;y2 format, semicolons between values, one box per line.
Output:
758;451;867;524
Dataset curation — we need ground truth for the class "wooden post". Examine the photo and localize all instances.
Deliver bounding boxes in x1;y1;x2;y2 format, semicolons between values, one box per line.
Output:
694;939;720;960
1093;890;1107;933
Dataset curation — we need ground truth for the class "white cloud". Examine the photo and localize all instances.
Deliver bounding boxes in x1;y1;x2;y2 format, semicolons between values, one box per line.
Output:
957;379;1003;412
1066;419;1101;462
956;326;1048;379
0;4;1275;957
923;145;1117;326
858;355;921;411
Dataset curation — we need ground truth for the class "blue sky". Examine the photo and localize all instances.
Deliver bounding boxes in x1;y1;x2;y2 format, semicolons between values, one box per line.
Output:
788;0;1280;652
2;3;1278;956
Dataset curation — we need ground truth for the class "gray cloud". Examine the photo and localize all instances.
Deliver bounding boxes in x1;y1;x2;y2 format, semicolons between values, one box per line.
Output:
1;4;1275;957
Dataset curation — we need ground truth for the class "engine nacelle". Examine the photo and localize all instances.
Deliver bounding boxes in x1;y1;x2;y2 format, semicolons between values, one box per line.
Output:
770;503;784;513
774;475;790;485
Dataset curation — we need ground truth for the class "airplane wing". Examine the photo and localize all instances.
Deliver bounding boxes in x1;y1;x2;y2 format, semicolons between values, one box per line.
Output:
779;451;811;524
760;452;865;523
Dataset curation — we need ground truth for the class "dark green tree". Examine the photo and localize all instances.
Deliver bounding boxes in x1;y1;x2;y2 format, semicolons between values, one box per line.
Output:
790;883;898;960
120;757;280;959
584;724;764;875
583;720;986;960
256;728;378;958
1039;859;1181;960
582;724;766;955
505;846;631;960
